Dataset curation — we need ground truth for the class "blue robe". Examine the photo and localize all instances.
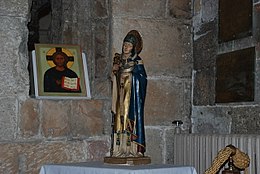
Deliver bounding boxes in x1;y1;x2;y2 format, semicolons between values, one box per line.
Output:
128;56;147;154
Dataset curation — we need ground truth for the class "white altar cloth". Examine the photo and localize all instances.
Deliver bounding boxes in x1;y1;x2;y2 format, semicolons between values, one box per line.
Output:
39;161;197;174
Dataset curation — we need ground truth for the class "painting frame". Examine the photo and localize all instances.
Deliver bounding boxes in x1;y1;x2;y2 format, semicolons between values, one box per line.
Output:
32;44;91;99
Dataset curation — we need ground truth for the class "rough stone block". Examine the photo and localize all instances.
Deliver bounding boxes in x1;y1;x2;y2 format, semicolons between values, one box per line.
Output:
145;127;164;164
112;0;166;18
192;105;260;134
71;100;104;137
62;0;90;23
61;0;92;44
94;23;110;78
0;0;28;17
102;100;113;135
86;139;110;160
193;21;217;106
93;0;108;18
92;79;111;99
0;16;29;96
168;0;191;19
19;98;39;138
0;141;90;174
229;106;260;134
201;0;218;22
193;69;215;106
0;98;17;140
145;79;190;126
191;106;232;134
193;21;217;69
41;100;71;138
255;59;260;102
165;128;175;164
0;144;19;174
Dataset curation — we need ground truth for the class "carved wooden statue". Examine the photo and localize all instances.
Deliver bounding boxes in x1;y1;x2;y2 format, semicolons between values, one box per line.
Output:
105;30;150;165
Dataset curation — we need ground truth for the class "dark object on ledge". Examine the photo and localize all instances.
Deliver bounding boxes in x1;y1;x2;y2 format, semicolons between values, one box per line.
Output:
172;120;183;134
172;120;183;126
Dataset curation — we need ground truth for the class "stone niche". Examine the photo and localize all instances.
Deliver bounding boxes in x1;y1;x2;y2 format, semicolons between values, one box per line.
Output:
192;0;260;135
215;47;255;103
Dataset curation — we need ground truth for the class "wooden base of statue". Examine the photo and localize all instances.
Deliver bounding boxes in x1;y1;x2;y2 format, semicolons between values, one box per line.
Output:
222;171;240;174
104;156;151;165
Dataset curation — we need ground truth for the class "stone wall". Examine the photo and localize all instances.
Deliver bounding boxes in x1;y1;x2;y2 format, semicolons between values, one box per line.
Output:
0;0;192;173
192;0;260;134
0;1;111;173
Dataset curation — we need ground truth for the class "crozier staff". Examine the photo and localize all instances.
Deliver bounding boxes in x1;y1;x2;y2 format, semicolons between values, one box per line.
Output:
111;30;147;157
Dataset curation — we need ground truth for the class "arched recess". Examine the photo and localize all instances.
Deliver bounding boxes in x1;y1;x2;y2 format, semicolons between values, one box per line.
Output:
27;0;52;51
27;0;52;96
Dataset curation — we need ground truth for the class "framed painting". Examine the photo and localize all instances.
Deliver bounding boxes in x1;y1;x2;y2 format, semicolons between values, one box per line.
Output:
32;44;91;99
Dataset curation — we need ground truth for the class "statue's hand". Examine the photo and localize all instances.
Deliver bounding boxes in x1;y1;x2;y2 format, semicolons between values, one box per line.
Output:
112;64;120;73
113;53;121;64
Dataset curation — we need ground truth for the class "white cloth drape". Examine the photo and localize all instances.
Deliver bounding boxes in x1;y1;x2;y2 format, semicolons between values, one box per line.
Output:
39;161;197;174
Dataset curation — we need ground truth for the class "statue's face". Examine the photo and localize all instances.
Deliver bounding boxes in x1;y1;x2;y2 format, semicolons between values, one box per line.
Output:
122;42;133;55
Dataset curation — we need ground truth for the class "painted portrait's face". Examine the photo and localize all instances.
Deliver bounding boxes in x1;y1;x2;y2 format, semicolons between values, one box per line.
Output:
123;42;133;55
53;54;66;67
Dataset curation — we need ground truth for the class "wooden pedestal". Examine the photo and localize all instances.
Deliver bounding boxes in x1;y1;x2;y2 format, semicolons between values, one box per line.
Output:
222;169;240;174
104;156;151;165
222;171;240;174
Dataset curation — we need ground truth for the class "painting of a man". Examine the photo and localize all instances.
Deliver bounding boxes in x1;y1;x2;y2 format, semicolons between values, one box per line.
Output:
44;48;81;92
33;44;91;99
